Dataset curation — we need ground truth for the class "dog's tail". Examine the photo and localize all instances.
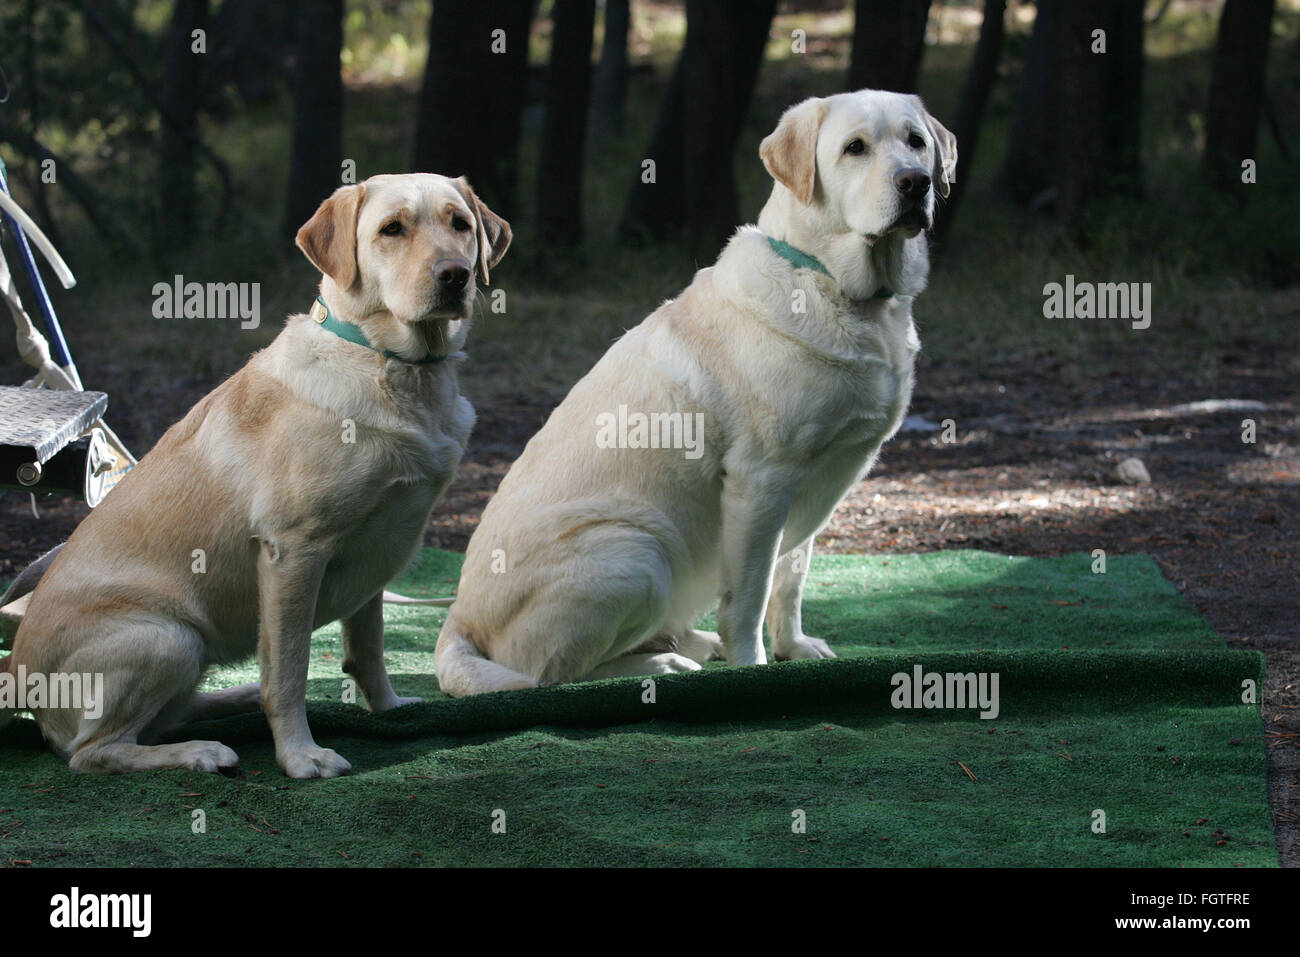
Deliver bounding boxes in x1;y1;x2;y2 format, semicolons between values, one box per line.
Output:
434;614;536;697
1;542;63;610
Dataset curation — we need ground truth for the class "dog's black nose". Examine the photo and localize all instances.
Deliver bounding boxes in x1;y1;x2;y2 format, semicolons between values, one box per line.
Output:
435;260;470;291
894;168;931;197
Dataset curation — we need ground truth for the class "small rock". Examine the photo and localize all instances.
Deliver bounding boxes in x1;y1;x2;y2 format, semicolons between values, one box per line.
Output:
1114;457;1151;485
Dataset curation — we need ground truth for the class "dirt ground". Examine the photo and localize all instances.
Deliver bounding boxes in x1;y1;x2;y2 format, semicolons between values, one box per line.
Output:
2;343;1296;867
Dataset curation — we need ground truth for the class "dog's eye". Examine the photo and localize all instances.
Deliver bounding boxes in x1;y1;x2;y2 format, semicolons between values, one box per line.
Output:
380;221;403;237
843;138;866;156
452;216;472;233
908;132;926;150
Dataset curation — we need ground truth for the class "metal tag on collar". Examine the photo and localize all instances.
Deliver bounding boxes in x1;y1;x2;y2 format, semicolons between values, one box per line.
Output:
310;299;329;324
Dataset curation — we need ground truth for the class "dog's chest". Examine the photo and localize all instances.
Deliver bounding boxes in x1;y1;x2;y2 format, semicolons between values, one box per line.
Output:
797;305;919;454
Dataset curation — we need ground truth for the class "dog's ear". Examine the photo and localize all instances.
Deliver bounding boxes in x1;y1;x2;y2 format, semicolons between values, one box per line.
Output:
914;98;958;198
760;98;829;206
296;184;366;289
456;177;512;285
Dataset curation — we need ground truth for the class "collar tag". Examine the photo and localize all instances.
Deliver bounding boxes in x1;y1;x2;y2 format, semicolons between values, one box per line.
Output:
308;297;447;365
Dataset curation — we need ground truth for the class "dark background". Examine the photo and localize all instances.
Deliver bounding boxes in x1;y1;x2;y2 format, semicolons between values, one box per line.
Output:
0;0;1297;863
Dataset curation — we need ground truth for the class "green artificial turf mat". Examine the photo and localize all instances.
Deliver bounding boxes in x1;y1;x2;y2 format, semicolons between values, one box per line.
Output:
0;549;1274;867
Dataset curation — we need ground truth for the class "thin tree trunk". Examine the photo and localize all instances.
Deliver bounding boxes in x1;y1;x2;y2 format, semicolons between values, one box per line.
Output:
932;0;1005;246
1056;2;1106;225
283;0;344;239
847;0;932;92
1204;0;1276;192
1104;0;1143;198
995;0;1061;207
412;0;534;215
593;0;630;137
157;0;209;251
537;0;596;247
620;49;685;242
682;0;775;257
73;0;234;219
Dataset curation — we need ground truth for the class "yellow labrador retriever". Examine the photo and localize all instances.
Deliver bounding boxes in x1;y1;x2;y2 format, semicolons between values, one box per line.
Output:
435;90;954;694
0;173;509;776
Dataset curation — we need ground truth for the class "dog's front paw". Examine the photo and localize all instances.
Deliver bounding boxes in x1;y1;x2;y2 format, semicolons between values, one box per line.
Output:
773;635;837;661
279;746;353;779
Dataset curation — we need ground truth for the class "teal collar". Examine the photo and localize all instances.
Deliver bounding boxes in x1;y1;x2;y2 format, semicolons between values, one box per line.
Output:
309;297;446;364
764;235;894;300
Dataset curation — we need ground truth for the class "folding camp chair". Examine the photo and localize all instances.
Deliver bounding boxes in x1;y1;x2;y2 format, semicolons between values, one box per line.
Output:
0;154;138;634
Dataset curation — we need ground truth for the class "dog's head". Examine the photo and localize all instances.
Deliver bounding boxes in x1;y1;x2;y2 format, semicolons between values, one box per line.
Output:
296;173;511;326
760;90;956;242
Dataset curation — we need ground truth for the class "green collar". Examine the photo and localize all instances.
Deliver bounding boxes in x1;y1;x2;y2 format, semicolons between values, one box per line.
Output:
764;235;894;300
309;297;446;364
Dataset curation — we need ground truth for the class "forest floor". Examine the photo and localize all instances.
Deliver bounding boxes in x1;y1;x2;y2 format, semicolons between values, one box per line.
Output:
4;333;1296;867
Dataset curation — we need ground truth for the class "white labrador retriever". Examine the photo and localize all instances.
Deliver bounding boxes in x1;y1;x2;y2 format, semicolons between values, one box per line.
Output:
435;90;955;694
0;173;510;776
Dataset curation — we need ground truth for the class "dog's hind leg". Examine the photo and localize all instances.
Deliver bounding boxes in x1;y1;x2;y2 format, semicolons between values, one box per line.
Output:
674;629;725;664
144;681;264;735
628;628;723;664
42;618;241;775
582;652;701;680
341;592;419;711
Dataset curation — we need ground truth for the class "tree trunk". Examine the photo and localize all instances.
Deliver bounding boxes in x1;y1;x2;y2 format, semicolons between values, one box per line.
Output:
283;0;344;240
593;0;630;137
995;0;1062;207
932;0;1005;246
536;0;596;247
157;0;209;251
412;0;535;215
1056;2;1107;224
682;0;775;257
1204;0;1276;192
847;0;932;93
996;0;1142;223
620;50;686;242
1103;0;1143;198
211;0;297;106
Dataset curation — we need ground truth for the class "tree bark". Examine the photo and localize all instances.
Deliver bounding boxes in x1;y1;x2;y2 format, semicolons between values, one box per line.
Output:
619;49;685;242
995;0;1062;207
932;0;1005;247
412;0;535;216
536;0;596;247
682;0;775;257
847;0;932;93
996;0;1142;223
283;0;344;239
157;0;209;251
593;0;630;137
1204;0;1276;192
